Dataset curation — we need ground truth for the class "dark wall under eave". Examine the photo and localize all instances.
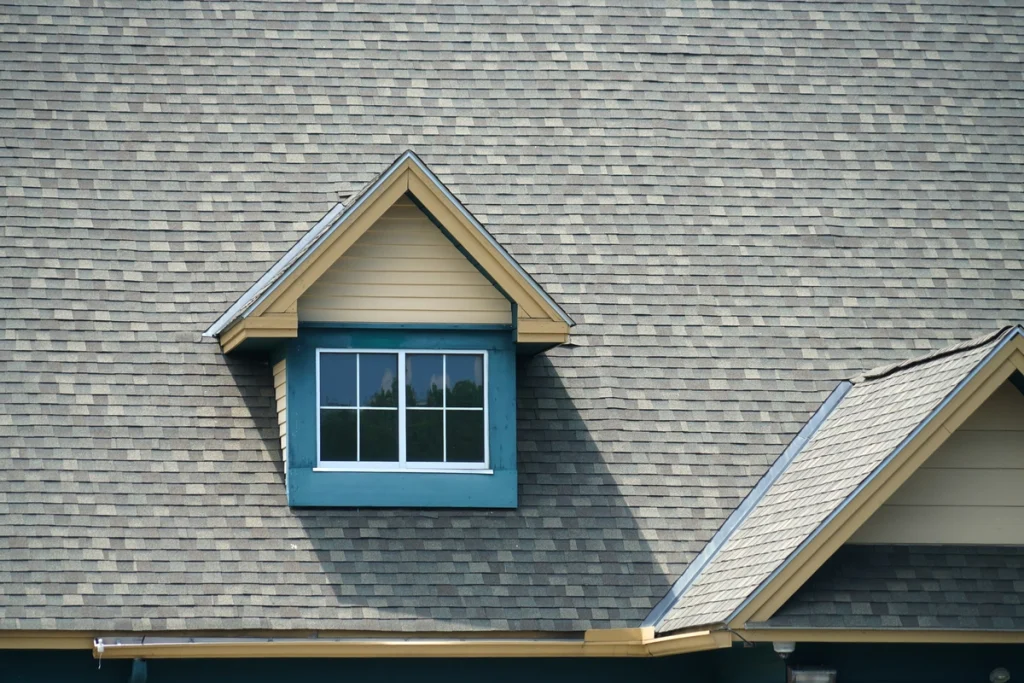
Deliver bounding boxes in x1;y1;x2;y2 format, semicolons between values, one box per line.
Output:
0;650;713;683
787;643;1024;683
5;643;1022;683
702;642;1024;683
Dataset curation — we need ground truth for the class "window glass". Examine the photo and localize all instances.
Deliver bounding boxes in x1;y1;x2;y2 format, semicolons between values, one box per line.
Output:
318;350;486;468
446;354;484;408
406;354;443;407
360;354;398;407
320;353;356;407
360;410;399;461
320;409;357;461
406;410;443;462
446;410;485;463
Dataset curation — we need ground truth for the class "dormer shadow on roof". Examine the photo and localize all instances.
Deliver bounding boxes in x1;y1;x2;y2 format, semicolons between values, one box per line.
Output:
204;150;574;354
648;325;1024;643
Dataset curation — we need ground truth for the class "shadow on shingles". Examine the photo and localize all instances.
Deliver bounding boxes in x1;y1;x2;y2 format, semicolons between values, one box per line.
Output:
282;350;672;631
222;347;286;482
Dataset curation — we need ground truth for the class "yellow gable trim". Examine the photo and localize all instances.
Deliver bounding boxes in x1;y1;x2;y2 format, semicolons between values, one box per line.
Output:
218;157;569;352
257;169;412;320
405;168;553;322
220;313;298;354
730;335;1024;628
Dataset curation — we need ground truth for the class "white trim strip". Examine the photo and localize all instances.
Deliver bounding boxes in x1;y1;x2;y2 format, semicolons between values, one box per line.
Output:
315;348;489;471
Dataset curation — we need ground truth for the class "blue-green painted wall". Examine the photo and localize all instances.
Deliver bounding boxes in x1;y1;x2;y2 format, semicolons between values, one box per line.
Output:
284;326;518;508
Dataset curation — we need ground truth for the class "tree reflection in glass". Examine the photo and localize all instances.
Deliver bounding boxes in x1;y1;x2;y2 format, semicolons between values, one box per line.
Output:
446;354;484;407
406;354;443;407
360;353;398;407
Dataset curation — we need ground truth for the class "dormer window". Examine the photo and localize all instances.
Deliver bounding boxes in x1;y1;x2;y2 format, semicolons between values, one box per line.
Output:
317;350;488;469
204;151;573;508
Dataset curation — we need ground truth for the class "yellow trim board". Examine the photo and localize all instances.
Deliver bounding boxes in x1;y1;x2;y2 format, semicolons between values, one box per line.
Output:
737;628;1024;645
0;627;730;659
518;318;570;344
88;628;727;660
216;153;571;352
730;335;1024;628
220;313;298;353
0;632;95;649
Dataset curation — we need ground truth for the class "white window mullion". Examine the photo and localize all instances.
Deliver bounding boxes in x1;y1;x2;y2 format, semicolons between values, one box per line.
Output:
316;350;322;466
314;347;488;471
442;354;447;463
398;351;407;467
483;350;489;469
355;353;361;462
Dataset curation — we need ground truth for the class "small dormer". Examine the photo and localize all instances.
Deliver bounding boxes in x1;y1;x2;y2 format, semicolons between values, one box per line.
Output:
204;151;573;508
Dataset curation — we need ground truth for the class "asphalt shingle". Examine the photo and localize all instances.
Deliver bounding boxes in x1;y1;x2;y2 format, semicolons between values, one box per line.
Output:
2;0;1024;632
758;544;1024;631
657;327;1015;632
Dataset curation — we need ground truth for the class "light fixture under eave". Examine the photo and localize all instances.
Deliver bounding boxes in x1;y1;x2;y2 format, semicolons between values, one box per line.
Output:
788;668;837;683
991;668;1011;683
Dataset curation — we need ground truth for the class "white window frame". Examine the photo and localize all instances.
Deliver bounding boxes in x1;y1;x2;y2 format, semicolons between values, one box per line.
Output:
315;349;491;473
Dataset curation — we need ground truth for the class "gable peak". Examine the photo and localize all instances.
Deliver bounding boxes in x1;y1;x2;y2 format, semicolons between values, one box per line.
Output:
204;151;573;352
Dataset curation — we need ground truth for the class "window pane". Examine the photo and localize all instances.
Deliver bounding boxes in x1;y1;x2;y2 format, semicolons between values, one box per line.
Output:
360;354;398;407
406;410;443;462
320;353;356;407
446;354;484;408
320;409;357;461
446;410;485;463
406;354;444;407
360;410;398;462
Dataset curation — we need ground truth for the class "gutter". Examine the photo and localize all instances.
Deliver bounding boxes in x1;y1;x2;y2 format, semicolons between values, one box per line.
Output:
89;628;731;660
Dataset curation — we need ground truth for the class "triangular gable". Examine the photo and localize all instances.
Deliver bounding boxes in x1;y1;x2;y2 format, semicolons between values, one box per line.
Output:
649;325;1024;637
204;150;573;352
297;197;513;326
848;377;1024;545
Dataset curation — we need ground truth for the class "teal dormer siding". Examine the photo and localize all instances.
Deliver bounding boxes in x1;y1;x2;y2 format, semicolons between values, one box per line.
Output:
283;325;517;508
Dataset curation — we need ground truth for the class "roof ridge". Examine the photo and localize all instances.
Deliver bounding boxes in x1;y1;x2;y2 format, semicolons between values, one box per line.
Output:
853;325;1017;384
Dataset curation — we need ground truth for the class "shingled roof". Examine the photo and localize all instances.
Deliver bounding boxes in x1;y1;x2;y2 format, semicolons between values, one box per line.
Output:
654;326;1022;633
2;1;1024;633
758;544;1024;631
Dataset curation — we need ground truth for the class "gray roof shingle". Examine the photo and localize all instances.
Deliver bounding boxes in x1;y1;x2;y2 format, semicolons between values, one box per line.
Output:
656;327;1017;633
757;544;1024;631
2;0;1024;633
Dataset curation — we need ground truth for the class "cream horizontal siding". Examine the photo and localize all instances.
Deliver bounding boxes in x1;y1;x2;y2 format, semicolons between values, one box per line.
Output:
273;359;287;467
850;381;1024;544
298;198;511;325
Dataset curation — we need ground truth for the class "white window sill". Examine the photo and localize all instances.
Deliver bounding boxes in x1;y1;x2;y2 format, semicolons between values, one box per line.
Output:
313;467;493;475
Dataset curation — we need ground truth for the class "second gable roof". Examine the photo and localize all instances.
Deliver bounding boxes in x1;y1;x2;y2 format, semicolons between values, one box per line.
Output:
651;325;1024;634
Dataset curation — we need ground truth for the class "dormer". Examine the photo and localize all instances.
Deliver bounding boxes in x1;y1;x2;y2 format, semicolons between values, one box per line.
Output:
204;151;573;508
